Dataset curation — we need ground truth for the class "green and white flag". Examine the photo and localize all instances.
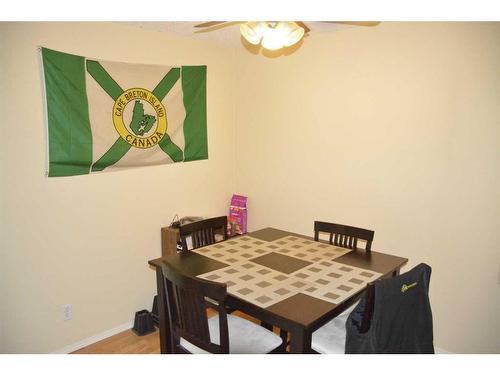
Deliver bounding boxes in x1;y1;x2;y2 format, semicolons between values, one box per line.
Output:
41;47;208;177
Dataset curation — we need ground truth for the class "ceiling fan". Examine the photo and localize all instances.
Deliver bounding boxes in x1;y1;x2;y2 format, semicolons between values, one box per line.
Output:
194;21;380;51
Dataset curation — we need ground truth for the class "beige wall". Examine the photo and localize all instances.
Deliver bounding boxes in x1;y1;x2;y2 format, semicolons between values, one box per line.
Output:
0;22;237;353
234;22;500;353
1;22;499;354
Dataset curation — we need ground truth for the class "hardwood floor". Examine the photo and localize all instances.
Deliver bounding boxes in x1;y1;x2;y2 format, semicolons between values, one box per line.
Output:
72;329;161;354
72;310;266;354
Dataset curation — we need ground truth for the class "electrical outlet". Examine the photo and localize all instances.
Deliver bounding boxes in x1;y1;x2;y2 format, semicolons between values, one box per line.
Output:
62;304;72;321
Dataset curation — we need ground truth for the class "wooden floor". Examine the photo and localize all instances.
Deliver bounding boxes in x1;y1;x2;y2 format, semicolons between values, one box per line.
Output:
72;311;266;354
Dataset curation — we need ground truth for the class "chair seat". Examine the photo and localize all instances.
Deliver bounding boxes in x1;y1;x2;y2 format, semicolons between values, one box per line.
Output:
180;314;283;354
311;304;356;354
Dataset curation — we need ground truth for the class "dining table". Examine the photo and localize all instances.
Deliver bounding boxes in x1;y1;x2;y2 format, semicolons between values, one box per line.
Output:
148;227;408;354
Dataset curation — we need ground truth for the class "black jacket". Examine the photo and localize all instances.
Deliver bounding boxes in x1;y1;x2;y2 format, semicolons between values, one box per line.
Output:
345;263;434;354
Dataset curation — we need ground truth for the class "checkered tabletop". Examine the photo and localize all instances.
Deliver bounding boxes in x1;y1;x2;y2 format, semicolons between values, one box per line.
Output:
194;235;382;308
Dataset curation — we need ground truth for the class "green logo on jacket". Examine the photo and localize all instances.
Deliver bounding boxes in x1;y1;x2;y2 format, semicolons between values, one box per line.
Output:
401;282;417;293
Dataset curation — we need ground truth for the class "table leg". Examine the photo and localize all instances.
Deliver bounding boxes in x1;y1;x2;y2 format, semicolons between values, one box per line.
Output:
155;266;172;354
289;327;312;354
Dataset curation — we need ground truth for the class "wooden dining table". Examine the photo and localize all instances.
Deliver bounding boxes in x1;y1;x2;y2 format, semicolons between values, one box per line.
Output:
148;227;408;354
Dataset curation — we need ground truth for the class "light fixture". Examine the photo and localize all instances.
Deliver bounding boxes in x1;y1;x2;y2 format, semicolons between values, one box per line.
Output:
240;21;305;51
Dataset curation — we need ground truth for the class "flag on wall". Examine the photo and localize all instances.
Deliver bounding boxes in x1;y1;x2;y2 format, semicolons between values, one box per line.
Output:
41;47;208;177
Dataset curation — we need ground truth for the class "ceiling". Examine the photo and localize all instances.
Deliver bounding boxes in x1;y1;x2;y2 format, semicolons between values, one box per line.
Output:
120;21;356;48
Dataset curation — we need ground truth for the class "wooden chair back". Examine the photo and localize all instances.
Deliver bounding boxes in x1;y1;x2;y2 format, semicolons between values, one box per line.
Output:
161;261;230;354
179;216;228;252
314;221;374;252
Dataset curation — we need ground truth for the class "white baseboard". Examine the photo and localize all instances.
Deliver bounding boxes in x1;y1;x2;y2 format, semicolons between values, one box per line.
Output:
52;321;133;354
435;347;453;354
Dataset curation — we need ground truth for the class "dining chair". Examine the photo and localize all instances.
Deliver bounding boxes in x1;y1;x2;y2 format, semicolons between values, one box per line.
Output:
161;261;285;354
311;263;434;354
313;221;374;252
179;216;228;252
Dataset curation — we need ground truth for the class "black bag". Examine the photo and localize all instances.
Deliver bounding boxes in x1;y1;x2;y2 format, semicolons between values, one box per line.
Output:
345;263;434;354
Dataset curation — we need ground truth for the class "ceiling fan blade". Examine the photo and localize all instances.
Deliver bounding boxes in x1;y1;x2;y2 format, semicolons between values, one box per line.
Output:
194;21;227;28
323;21;381;27
295;21;310;34
194;21;245;33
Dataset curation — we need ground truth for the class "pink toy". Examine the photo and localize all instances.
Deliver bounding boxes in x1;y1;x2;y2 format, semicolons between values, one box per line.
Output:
229;194;248;235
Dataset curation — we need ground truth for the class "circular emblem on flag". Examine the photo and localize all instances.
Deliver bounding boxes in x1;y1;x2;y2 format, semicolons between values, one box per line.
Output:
112;88;167;149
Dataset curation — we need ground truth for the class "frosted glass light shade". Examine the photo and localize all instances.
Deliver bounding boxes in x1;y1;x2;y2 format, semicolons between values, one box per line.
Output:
240;21;305;50
260;22;287;50
283;24;305;47
240;22;262;45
